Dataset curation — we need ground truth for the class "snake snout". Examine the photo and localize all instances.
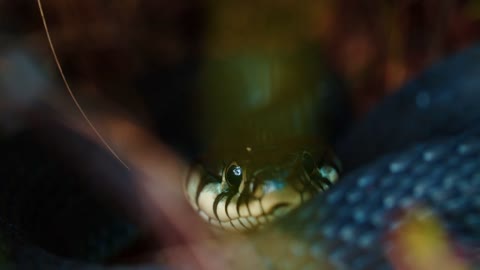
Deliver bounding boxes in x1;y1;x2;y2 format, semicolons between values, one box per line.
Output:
254;178;303;218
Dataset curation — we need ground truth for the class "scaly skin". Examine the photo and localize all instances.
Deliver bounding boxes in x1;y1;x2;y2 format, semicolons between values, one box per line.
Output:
253;129;480;269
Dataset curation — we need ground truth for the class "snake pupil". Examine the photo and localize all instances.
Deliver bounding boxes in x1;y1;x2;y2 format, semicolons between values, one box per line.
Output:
226;164;243;187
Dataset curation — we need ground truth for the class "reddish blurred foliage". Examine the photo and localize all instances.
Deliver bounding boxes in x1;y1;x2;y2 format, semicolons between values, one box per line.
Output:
322;1;480;114
1;0;480;116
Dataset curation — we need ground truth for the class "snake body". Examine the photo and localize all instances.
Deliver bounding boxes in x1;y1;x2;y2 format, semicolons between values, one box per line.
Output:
1;44;480;269
256;129;480;269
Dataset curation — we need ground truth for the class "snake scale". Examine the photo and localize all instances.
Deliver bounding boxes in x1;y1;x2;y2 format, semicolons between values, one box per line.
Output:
1;41;480;269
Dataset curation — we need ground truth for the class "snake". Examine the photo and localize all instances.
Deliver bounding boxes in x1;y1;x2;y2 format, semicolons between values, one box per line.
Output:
185;145;341;232
1;42;480;270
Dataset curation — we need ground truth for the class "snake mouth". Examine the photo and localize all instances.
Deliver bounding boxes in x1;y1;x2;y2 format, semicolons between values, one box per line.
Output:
198;203;295;232
197;190;309;232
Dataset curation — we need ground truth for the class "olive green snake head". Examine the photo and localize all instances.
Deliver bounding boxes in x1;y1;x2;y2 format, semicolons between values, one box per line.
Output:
185;146;341;232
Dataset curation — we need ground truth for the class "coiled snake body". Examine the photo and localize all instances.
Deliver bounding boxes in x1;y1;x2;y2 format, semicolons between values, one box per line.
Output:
1;45;480;269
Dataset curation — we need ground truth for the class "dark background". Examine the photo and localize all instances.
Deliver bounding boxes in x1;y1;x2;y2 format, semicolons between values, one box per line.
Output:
1;1;480;154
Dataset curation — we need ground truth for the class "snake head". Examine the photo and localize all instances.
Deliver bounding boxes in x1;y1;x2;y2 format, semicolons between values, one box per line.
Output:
185;148;341;232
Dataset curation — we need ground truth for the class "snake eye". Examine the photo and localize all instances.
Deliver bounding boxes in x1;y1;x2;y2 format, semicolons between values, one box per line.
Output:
302;152;316;174
225;163;243;187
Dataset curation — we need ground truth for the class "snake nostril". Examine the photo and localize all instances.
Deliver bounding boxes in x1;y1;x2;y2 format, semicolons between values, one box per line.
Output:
270;202;292;217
